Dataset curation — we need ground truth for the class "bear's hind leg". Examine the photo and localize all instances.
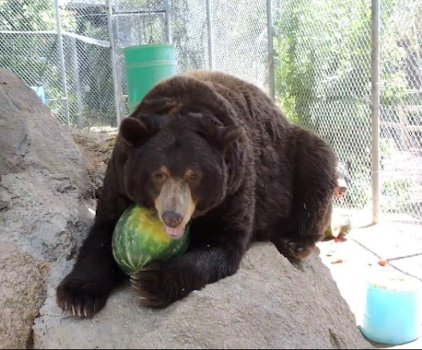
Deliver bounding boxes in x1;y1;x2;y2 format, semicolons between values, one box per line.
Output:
272;129;337;263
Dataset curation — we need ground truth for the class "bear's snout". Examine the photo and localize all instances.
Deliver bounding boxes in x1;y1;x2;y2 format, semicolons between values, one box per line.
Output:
162;210;183;228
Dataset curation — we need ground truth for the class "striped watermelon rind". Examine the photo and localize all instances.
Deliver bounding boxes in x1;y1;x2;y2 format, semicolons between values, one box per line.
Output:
112;205;190;275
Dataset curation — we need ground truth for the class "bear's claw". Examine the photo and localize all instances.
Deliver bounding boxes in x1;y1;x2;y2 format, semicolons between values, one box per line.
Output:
130;261;189;308
56;276;109;318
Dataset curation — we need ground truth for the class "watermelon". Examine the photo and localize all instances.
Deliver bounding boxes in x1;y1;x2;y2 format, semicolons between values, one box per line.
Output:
112;205;190;275
324;214;352;240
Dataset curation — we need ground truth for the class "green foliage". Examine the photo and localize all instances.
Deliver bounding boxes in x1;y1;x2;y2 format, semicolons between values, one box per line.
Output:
0;0;75;96
171;0;206;71
0;0;113;126
381;177;412;213
0;0;75;31
273;0;416;209
1;2;54;88
274;0;373;129
0;0;55;31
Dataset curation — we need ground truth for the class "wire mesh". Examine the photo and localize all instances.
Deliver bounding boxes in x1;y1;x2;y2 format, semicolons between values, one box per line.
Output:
275;0;373;212
60;0;115;127
377;0;422;222
110;0;271;118
171;0;209;72
0;0;421;223
111;0;169;119
0;0;115;128
274;0;422;224
210;0;269;92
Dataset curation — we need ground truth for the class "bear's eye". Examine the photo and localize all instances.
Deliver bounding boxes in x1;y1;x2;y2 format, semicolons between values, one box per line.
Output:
152;171;167;183
185;171;200;184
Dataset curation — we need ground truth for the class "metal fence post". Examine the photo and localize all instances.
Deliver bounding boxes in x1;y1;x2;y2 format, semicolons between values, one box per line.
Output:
206;0;213;70
71;37;84;128
107;0;122;125
164;0;172;44
370;0;380;224
53;0;70;127
266;0;275;101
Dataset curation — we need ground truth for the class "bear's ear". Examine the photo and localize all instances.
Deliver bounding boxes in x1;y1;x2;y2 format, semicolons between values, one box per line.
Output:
193;112;246;152
211;125;246;152
119;117;149;147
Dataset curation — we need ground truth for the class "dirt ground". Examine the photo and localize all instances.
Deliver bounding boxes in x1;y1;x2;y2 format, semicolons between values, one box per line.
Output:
70;127;117;198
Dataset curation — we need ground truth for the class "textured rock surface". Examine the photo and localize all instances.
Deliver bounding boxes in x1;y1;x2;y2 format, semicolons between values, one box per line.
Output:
34;243;373;349
0;68;91;261
0;69;91;348
0;242;46;349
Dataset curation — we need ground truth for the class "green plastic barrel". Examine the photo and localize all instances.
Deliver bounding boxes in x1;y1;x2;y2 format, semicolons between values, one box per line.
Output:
123;44;177;113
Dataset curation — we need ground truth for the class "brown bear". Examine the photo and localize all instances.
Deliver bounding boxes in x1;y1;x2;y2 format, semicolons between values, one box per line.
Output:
57;71;337;317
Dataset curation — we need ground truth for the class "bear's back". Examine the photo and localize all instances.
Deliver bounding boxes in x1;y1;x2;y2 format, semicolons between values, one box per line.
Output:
182;70;291;142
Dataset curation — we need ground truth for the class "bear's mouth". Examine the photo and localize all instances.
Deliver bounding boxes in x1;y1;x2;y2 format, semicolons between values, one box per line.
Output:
163;224;186;239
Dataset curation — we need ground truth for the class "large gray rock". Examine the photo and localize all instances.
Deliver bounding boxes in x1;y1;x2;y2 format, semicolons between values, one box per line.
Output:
0;242;46;349
0;69;83;184
34;243;372;349
0;69;91;348
0;69;372;349
0;68;91;258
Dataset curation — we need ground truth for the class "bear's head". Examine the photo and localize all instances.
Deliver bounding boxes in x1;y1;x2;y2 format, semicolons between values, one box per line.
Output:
118;111;245;239
334;160;351;199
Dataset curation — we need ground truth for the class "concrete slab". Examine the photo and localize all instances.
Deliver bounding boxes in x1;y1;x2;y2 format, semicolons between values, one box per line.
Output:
389;255;422;281
317;222;422;350
349;222;422;260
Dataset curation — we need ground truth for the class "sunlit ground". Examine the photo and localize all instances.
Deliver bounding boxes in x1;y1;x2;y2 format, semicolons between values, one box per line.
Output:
318;211;422;349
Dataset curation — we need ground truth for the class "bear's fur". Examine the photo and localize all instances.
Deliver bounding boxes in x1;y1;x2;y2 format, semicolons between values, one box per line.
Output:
57;71;337;317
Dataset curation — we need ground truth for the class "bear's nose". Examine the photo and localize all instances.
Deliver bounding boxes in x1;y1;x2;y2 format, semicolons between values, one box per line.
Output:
338;186;347;195
162;211;183;228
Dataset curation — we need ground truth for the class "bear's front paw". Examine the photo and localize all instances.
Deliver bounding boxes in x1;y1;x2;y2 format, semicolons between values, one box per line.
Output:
274;237;316;263
130;261;189;308
56;274;110;318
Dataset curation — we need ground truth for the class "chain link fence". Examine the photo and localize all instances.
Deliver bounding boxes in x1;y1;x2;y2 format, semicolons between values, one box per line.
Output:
274;0;422;224
378;0;422;223
0;0;421;224
0;0;271;124
208;1;270;91
0;0;115;127
111;0;271;119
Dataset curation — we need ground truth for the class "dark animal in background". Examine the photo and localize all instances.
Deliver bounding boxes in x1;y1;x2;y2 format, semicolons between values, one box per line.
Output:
324;161;352;241
56;71;338;317
333;161;351;200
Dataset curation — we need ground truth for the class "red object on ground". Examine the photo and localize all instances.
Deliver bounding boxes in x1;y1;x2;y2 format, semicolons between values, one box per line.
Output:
378;259;388;266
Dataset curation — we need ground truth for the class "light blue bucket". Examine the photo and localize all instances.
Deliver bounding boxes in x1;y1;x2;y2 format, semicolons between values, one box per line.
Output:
361;272;421;345
30;85;48;105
